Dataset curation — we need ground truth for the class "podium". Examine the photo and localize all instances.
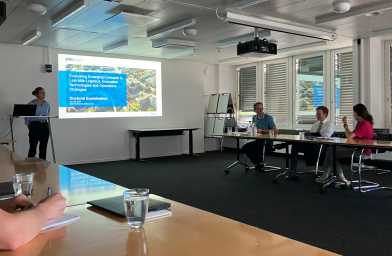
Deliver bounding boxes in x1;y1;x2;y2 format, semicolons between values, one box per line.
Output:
9;115;57;163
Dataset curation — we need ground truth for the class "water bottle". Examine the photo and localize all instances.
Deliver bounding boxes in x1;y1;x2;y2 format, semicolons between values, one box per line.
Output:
248;121;253;135
252;123;257;136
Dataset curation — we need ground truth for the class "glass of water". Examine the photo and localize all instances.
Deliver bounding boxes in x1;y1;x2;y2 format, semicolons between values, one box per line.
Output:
123;189;149;230
12;173;34;198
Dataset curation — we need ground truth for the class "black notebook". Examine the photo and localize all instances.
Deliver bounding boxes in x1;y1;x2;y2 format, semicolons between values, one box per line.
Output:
0;182;15;200
87;196;171;217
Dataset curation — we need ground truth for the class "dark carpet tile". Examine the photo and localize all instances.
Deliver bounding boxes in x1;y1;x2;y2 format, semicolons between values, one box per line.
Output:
69;151;392;256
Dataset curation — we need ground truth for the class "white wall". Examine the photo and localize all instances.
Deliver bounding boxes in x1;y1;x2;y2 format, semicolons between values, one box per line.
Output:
0;43;218;164
359;37;387;128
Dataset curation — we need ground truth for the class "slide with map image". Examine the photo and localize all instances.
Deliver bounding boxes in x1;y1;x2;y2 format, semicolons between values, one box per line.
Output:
58;54;162;118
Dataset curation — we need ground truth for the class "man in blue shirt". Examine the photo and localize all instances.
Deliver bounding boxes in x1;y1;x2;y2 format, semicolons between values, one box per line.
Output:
241;102;277;170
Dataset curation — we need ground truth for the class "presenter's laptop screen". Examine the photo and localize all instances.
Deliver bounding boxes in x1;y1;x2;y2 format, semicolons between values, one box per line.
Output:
58;54;162;119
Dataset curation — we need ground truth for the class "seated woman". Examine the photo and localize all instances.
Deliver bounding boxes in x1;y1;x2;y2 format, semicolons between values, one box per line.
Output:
0;193;66;250
316;104;374;186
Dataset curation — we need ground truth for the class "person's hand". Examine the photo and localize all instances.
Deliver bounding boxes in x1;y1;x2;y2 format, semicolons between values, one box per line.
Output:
0;195;32;212
342;116;348;126
36;193;66;221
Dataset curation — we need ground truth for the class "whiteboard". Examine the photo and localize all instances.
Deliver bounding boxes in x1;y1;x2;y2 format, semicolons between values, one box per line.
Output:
213;118;225;135
206;117;215;137
217;94;229;113
207;94;219;113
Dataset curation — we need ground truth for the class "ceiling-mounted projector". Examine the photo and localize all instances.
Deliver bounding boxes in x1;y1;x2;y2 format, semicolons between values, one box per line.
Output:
237;37;277;57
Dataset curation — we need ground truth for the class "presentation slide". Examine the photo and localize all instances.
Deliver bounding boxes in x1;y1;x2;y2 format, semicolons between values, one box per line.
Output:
58;54;162;118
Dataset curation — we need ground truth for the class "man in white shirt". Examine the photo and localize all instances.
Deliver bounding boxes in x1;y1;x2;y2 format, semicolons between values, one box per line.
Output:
287;106;334;179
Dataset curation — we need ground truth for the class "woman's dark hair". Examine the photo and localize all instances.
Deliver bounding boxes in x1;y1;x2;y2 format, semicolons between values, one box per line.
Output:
353;103;373;124
32;87;44;96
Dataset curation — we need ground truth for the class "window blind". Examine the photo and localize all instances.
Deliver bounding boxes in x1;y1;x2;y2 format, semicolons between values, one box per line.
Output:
238;66;256;112
264;62;289;127
335;51;353;127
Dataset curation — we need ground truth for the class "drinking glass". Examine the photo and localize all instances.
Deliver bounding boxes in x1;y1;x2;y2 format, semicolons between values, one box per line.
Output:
12;173;34;198
123;189;149;229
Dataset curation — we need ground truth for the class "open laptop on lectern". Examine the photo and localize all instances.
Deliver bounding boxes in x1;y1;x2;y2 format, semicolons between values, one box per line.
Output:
12;104;36;117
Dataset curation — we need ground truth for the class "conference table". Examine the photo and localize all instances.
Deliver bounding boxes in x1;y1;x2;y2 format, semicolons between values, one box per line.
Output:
0;146;339;255
129;128;199;161
222;132;392;192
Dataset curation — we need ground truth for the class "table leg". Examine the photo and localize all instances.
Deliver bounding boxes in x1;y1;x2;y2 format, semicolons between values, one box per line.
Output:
225;137;248;174
189;130;194;156
332;145;336;175
135;135;140;161
236;137;240;160
9;116;14;152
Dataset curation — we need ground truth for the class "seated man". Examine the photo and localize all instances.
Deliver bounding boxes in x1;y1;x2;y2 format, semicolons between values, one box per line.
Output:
241;102;277;171
0;193;66;250
287;106;334;178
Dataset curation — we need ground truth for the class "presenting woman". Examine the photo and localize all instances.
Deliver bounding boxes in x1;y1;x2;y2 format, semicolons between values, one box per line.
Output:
316;103;374;186
25;87;50;160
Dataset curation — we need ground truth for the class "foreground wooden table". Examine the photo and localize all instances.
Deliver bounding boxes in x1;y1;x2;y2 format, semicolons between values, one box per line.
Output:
0;202;339;256
0;146;340;255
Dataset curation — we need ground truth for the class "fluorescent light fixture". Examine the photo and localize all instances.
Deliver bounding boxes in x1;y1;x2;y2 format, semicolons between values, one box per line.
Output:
216;30;271;48
227;0;270;9
103;39;128;52
147;18;196;39
316;0;392;24
22;30;42;46
51;0;87;27
119;11;159;26
151;38;197;49
218;9;336;41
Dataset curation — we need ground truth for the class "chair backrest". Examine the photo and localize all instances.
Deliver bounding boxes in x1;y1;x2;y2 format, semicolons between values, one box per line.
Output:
374;128;390;135
332;131;346;138
278;129;300;135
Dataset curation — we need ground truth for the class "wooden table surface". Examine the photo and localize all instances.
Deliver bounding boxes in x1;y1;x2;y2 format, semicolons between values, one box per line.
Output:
0;146;126;206
0;202;339;256
222;132;392;149
0;146;340;255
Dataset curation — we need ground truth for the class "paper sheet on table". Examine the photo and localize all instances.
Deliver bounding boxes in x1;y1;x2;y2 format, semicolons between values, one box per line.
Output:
146;209;172;222
41;214;80;232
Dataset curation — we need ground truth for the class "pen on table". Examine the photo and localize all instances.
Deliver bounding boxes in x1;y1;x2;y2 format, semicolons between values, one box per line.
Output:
47;187;52;198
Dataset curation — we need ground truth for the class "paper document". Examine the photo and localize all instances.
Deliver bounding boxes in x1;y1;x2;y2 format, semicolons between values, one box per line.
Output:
41;214;80;232
146;210;172;222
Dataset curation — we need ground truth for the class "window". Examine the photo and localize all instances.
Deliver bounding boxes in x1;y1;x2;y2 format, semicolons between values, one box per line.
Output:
238;66;257;113
295;55;324;125
235;47;356;129
263;60;289;127
334;50;353;127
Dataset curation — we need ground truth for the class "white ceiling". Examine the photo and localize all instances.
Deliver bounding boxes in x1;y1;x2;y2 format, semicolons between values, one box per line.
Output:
1;0;392;63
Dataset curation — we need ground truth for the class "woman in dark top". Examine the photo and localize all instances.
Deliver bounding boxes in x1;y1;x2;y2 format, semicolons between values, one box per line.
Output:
316;104;374;186
25;87;51;160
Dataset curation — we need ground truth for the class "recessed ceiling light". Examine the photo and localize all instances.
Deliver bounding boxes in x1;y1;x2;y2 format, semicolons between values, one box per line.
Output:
332;0;352;14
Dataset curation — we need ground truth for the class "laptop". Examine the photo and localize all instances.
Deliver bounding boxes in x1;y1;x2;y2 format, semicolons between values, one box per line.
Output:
12;104;37;117
87;196;171;217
